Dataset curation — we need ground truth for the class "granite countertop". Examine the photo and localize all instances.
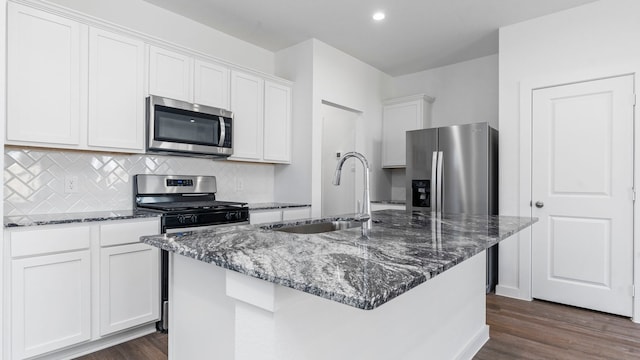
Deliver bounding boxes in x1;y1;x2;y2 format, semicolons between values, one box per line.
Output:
141;210;536;310
371;200;406;205
248;202;311;210
4;210;160;228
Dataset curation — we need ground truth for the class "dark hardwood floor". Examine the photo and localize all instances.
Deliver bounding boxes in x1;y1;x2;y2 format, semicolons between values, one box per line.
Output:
74;331;167;360
474;294;640;360
77;294;640;359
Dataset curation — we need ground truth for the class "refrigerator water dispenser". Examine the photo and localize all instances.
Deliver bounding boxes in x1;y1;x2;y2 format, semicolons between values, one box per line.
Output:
412;180;430;208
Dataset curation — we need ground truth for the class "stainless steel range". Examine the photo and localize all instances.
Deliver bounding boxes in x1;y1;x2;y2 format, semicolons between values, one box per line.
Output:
133;174;249;332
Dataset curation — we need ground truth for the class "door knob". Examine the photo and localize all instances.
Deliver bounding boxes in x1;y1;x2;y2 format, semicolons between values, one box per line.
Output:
535;201;544;208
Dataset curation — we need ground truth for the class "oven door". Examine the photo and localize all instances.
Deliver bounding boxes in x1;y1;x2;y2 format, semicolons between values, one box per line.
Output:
147;95;233;157
165;222;248;234
158;221;248;332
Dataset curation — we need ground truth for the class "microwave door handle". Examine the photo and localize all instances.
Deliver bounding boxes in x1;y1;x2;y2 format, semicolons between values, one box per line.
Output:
218;117;226;147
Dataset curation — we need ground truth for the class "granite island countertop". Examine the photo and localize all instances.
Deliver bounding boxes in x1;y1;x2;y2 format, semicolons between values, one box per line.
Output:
140;210;536;310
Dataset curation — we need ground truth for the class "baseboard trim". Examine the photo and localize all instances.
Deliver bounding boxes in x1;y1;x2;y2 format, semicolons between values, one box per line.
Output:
455;325;490;360
496;284;532;301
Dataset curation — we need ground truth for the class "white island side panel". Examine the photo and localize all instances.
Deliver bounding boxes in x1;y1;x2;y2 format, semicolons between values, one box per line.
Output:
169;251;489;360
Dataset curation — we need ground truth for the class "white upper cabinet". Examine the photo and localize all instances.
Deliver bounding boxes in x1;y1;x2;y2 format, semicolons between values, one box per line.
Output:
149;48;232;110
263;80;292;163
6;2;292;160
6;3;147;154
88;28;145;151
148;45;193;102
381;94;435;168
230;71;264;161
229;72;293;164
194;59;230;109
7;2;82;146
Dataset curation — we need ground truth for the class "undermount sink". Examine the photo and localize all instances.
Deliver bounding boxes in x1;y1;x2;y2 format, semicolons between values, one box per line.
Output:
272;220;361;234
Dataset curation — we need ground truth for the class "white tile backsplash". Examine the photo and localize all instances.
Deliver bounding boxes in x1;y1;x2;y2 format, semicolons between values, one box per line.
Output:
4;148;275;216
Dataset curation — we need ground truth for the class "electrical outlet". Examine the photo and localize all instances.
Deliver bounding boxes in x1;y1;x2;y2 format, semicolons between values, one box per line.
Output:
64;176;79;193
236;179;244;192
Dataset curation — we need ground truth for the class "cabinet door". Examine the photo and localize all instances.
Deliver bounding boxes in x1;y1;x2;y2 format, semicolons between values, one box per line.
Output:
249;210;282;225
194;59;230;110
263;81;292;163
7;3;81;146
382;101;423;168
88;28;145;151
100;243;160;336
230;71;264;161
12;251;91;359
148;46;193;102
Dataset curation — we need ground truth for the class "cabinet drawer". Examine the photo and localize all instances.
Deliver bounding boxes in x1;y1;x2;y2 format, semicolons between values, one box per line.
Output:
10;226;91;258
100;219;160;247
249;210;282;225
282;208;311;221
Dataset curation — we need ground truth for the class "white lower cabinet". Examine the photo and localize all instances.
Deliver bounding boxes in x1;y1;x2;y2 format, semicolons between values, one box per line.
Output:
250;207;311;225
11;250;91;359
371;203;406;211
98;219;160;336
249;210;282;225
282;207;312;221
4;218;160;359
99;243;159;336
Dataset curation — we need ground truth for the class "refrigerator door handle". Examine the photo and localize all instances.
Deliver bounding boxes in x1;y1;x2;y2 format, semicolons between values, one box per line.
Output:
437;151;444;213
431;151;438;211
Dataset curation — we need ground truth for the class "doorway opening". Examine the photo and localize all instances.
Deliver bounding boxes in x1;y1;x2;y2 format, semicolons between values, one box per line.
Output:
320;102;361;217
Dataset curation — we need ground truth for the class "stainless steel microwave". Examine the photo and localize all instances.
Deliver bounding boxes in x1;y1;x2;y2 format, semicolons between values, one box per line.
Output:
146;95;233;158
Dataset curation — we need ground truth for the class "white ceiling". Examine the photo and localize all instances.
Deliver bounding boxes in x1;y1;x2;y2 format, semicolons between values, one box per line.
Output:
143;0;598;76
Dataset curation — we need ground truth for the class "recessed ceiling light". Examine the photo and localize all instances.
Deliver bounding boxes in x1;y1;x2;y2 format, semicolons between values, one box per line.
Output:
372;12;385;21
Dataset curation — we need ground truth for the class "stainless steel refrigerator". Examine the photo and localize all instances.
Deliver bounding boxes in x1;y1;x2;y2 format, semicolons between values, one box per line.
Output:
406;122;499;292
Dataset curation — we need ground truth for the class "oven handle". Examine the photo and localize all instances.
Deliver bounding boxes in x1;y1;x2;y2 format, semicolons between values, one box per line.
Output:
165;221;249;234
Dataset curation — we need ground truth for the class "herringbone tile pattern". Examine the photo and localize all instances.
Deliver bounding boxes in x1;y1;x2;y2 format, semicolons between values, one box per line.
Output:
4;148;275;215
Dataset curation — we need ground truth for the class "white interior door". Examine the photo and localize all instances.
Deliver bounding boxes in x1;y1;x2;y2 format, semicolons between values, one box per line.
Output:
531;75;635;316
321;104;357;217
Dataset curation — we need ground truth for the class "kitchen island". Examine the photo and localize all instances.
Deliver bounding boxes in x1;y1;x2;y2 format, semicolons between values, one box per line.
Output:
141;210;536;360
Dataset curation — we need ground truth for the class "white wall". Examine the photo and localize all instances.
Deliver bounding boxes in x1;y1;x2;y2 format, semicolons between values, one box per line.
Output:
275;39;393;215
312;40;393;215
498;0;640;308
45;0;275;73
385;54;498;202
391;55;498;129
273;40;314;204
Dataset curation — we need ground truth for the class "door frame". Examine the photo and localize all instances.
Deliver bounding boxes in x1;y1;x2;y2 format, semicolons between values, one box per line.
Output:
505;69;638;321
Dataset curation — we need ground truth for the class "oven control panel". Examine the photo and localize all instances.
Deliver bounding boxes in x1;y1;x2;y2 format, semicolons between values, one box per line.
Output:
167;179;194;187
